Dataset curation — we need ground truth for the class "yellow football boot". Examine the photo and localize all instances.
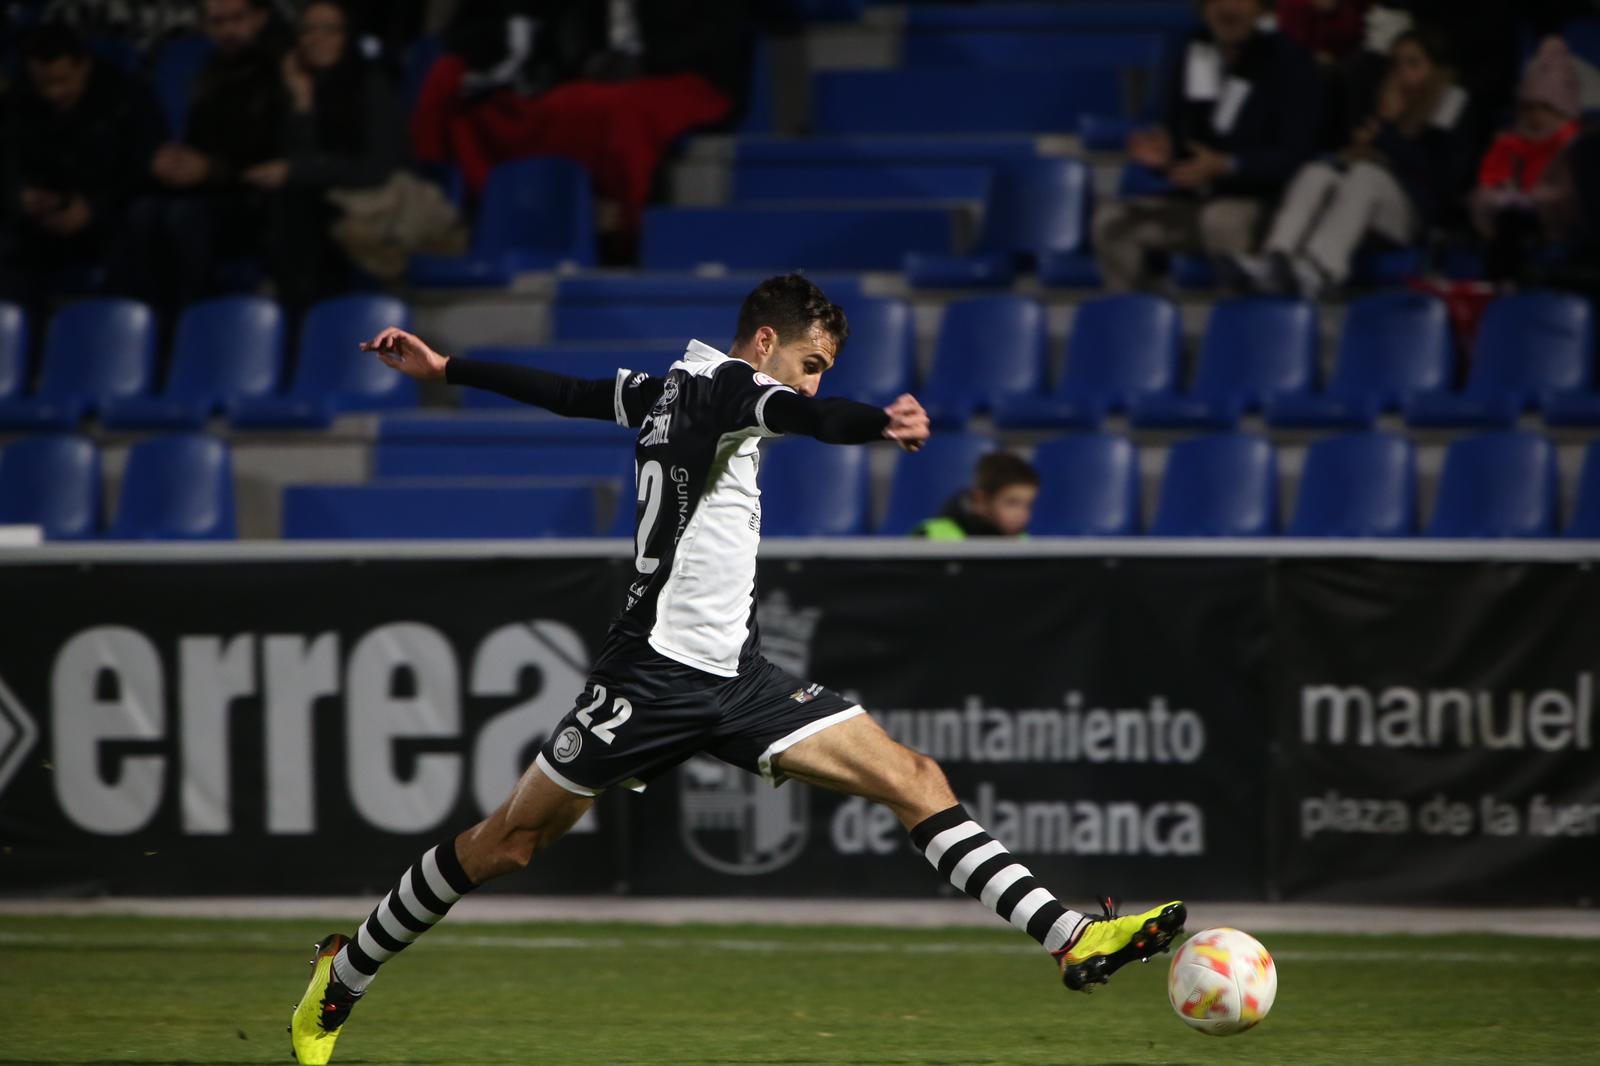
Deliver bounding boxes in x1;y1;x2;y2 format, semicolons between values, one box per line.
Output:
1053;897;1187;992
289;933;360;1064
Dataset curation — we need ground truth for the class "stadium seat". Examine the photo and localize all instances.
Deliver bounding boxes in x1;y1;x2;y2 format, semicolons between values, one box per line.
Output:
557;273;862;305
551;304;739;344
902;29;1166;68
1267;291;1452;428
641;206;956;271
102;297;284;429
1151;434;1278;537
824;297;917;407
902;3;1199;34
408;158;597;286
879;432;996;535
378;413;636;445
1030;434;1141;536
733;160;994;202
812;68;1124;135
993;293;1181;429
920;296;1050;426
1566;439;1600;537
905;159;1091;288
0;299;156;430
108;434;236;540
374;443;633;481
1287;433;1417;538
1408;291;1594;427
731;137;1038;169
0;302;26;400
1426;432;1559;538
1132;298;1317;429
281;483;597;539
230;295;415;428
0;435;100;539
151;34;213;136
758;437;871;536
456;347;675;410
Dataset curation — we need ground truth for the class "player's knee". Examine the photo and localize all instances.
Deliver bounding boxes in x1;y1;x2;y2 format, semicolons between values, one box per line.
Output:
902;750;953;806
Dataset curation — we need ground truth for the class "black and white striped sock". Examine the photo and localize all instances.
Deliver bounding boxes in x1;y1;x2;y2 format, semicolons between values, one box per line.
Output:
331;839;477;994
909;804;1088;953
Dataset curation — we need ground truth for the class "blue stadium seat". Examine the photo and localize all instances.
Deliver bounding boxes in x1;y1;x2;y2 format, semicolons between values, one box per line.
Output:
0;302;27;400
557;274;863;305
993;293;1180;429
1030;434;1141;536
906;159;1091;288
152;34;213;136
0;299;156;430
812;68;1124;135
409;158;597;286
1267;291;1452;428
1426;432;1558;538
282;483;597;539
1151;434;1278;537
759;437;871;536
551;304;739;344
1288;433;1416;538
641;206;955;271
374;444;633;480
102;297;284;429
921;296;1049;426
734;161;994;202
880;432;996;535
825;297;917;407
902;30;1166;68
1408;291;1594;427
0;435;100;539
456;347;675;410
231;295;415;428
732;137;1039;168
1132;298;1317;429
108;434;236;540
379;413;636;445
1567;440;1600;537
903;3;1200;33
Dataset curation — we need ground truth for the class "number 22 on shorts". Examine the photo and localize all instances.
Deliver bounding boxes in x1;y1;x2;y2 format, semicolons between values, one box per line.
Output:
575;684;633;744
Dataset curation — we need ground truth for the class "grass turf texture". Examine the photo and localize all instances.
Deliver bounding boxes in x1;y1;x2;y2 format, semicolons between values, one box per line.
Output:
3;915;1597;1065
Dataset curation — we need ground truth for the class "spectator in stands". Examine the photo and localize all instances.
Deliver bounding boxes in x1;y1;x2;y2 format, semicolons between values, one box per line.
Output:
1092;0;1322;291
411;0;745;262
1472;37;1583;283
1228;28;1476;298
1277;0;1368;63
238;0;406;315
0;23;164;316
913;454;1039;540
110;0;291;322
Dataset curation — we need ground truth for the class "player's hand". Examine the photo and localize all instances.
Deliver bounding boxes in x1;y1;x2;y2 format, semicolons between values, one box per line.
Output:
360;327;450;382
882;393;929;452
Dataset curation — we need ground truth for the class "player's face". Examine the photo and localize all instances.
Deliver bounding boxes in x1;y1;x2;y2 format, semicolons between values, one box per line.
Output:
27;55;91;113
760;322;838;398
972;484;1037;537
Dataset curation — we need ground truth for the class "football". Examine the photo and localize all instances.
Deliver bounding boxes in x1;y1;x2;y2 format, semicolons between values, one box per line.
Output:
1167;927;1278;1036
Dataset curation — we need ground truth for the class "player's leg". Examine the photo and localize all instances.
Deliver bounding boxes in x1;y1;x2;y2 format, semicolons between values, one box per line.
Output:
772;713;1186;992
290;766;590;1064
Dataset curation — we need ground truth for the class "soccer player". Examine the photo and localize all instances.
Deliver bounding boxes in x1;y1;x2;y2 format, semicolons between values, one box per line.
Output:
290;275;1185;1064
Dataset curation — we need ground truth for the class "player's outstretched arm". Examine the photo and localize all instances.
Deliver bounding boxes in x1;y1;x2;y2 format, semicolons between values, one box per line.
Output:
762;390;930;452
361;327;621;420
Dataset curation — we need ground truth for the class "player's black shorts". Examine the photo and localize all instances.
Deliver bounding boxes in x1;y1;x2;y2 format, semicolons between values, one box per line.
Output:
533;635;861;796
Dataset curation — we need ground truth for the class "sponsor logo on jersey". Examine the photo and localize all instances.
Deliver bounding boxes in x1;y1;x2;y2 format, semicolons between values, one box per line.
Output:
752;372;782;387
679;756;808;875
553;726;583;763
627;372;649;388
640;413;672;447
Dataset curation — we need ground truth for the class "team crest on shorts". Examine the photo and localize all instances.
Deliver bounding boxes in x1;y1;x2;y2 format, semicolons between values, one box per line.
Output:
553;726;583;763
678;756;807;876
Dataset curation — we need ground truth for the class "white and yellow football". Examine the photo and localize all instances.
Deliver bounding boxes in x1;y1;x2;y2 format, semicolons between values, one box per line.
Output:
1167;927;1277;1036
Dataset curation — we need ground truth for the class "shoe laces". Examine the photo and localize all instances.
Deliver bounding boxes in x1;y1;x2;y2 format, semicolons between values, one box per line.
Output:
1052;895;1121;959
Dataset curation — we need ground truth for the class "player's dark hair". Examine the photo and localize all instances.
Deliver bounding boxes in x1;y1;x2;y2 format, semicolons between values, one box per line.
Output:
22;22;88;63
734;274;850;351
974;453;1040;496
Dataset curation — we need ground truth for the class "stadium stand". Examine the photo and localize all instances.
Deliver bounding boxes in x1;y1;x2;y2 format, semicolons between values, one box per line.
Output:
0;434;100;540
920;295;1049;427
0;299;156;431
1568;440;1600;538
281;484;598;540
758;437;873;536
1426;432;1560;538
108;433;236;540
879;432;997;536
1151;434;1279;537
1288;433;1419;539
1030;434;1143;537
0;303;26;402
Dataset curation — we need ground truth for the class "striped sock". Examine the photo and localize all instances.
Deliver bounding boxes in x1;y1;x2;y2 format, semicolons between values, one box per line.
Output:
909;804;1087;954
331;839;477;993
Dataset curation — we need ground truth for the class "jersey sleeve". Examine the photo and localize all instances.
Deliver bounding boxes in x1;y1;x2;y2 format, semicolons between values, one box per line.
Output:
707;363;798;437
614;369;667;428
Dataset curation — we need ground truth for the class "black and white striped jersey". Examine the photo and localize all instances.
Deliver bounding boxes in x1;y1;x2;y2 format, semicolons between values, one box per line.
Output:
608;340;797;677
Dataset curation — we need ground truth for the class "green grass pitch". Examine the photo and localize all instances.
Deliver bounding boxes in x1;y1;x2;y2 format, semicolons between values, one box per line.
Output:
3;915;1597;1065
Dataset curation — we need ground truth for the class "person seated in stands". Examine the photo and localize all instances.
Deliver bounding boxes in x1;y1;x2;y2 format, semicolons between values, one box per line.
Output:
411;0;747;263
1092;0;1321;292
0;23;164;317
236;0;405;315
1276;0;1370;149
913;453;1039;541
109;0;291;322
1471;38;1582;284
1227;27;1476;299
